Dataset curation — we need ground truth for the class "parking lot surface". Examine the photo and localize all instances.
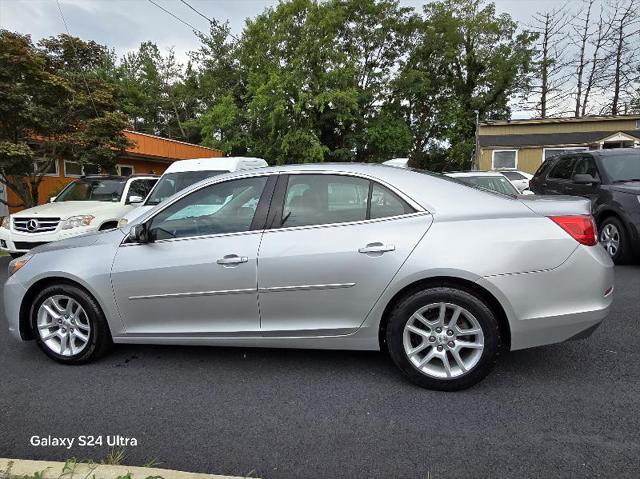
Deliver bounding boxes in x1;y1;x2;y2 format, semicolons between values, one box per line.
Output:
0;256;639;478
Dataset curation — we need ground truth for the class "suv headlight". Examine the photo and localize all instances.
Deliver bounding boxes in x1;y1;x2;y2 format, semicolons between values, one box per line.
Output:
1;216;9;229
117;218;128;228
61;215;95;230
8;253;33;277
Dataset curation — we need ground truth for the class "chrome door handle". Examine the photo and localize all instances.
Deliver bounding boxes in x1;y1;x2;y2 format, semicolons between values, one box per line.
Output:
358;242;395;254
216;254;249;265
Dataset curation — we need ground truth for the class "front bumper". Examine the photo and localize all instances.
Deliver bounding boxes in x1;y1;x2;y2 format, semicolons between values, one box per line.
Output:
481;244;614;351
0;227;97;254
4;274;27;340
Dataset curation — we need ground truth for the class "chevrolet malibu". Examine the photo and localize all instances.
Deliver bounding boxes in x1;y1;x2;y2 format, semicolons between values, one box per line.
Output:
4;164;614;390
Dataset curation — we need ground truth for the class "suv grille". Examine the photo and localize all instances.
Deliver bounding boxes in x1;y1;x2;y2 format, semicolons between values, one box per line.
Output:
13;217;61;233
14;241;50;250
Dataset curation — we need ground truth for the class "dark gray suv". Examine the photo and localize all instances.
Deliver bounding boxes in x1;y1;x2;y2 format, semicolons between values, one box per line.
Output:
530;148;640;264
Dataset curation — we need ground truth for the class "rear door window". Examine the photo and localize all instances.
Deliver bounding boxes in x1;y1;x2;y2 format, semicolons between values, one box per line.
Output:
548;157;577;180
501;171;525;181
282;175;369;227
279;175;415;228
370;183;414;219
573;156;600;180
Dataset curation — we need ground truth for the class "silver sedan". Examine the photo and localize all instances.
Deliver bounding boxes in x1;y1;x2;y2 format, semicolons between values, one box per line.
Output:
4;164;614;390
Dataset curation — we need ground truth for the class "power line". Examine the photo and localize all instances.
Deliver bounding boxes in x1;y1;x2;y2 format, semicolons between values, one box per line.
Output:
178;0;240;41
55;0;99;117
146;0;207;37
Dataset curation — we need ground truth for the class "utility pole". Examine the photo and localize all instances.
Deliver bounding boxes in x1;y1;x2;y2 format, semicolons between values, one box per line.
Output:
473;110;480;171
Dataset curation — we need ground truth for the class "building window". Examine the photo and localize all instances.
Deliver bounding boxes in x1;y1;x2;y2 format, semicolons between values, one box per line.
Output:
492;150;517;170
34;158;59;177
64;160;100;177
117;164;135;176
543;147;588;162
84;164;100;175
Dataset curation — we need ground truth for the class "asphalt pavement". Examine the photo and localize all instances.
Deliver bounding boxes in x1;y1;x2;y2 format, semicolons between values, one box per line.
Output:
1;256;639;478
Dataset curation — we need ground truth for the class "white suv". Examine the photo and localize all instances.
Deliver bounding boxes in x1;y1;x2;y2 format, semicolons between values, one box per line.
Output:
118;157;268;227
0;175;157;257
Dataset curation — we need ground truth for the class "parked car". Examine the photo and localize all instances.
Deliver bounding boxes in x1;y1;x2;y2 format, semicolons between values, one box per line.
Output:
529;148;640;264
5;164;613;391
383;158;409;168
117;157;268;227
498;170;533;193
445;171;524;196
0;175;157;258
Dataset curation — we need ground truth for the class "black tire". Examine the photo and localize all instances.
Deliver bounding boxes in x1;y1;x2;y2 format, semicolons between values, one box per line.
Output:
386;287;501;391
9;252;23;259
30;283;113;364
599;216;632;265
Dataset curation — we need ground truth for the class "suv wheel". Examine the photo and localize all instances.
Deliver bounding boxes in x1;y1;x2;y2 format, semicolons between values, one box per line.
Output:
386;287;501;391
599;216;631;264
31;283;112;364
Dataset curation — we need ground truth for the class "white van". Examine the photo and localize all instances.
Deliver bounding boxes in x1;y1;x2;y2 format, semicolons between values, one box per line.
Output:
118;157;268;227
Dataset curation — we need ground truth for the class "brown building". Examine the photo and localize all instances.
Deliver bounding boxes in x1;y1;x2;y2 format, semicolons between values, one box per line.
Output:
478;115;640;174
3;131;223;214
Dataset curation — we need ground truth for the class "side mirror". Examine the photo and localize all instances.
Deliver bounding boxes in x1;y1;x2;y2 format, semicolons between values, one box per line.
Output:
573;173;600;185
49;196;56;203
129;223;149;243
521;189;535;195
128;195;144;204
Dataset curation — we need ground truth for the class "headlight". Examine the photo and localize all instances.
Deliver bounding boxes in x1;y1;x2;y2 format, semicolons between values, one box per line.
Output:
61;215;95;230
8;253;33;277
117;218;128;228
1;216;9;229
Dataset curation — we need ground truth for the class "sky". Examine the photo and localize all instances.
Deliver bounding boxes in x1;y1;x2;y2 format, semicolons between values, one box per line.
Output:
1;0;575;61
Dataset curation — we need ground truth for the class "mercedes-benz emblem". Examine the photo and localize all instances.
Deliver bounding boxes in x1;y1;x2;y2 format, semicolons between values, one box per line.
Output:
27;219;39;231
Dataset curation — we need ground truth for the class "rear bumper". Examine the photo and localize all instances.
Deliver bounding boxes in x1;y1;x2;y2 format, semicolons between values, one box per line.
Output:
481;244;614;351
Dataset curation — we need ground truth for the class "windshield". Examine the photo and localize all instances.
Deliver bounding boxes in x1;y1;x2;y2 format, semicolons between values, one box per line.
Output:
56;179;126;202
454;175;520;196
146;170;229;205
599;153;640;182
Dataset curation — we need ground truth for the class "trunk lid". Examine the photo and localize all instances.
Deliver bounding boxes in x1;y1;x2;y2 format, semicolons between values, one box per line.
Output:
518;195;591;216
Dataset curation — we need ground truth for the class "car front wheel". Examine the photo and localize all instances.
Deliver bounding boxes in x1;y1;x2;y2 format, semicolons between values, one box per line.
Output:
386;287;501;391
31;283;112;364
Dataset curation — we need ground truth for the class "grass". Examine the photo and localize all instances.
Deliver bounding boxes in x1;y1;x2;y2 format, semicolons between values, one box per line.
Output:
100;449;126;466
0;453;165;479
0;453;261;479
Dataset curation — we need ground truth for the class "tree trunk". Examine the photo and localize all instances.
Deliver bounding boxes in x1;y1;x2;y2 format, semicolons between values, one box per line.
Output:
574;0;593;117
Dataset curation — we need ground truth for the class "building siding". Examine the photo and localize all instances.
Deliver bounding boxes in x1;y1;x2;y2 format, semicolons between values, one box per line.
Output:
479;116;640;174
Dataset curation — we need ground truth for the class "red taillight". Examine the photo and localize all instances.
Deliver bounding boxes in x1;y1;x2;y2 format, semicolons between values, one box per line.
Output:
549;215;597;246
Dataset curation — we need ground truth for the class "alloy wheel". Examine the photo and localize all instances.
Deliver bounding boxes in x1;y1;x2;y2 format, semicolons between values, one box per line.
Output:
599;223;620;257
37;295;91;357
403;302;484;379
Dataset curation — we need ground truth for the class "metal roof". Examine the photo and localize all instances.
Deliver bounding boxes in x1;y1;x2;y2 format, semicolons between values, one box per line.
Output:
479;130;640;148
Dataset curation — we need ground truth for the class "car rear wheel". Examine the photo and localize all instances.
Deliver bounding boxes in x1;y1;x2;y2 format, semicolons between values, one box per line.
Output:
599;216;631;264
386;287;501;391
31;283;112;364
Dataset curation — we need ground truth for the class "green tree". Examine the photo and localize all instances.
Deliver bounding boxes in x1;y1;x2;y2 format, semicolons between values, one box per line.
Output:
419;0;536;169
116;42;192;140
329;0;416;162
0;31;130;208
